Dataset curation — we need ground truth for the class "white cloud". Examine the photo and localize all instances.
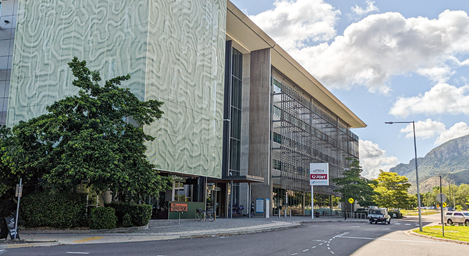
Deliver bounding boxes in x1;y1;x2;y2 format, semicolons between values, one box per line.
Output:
251;6;469;93
435;122;469;145
390;83;469;118
398;119;469;145
400;119;446;139
249;0;340;51
359;140;398;179
416;66;453;83
351;1;379;17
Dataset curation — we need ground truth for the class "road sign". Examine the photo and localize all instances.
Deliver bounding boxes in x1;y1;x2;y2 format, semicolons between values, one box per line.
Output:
309;163;329;186
15;184;22;198
436;193;447;203
348;198;354;204
443;202;447;208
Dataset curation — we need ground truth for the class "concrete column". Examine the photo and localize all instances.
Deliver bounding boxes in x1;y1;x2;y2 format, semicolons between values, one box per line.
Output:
248;48;272;217
239;53;251;213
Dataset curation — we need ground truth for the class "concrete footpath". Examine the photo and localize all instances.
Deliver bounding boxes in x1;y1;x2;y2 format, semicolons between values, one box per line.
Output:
1;216;368;248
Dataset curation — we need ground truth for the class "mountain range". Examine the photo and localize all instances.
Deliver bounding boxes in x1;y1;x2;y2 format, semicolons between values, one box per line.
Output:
390;134;469;193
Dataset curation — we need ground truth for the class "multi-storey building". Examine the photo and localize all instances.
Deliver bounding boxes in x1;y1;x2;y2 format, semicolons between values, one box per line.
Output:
4;0;365;218
0;0;18;125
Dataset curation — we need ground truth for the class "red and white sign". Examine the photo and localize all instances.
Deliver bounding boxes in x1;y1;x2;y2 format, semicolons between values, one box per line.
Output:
310;174;328;180
310;163;329;186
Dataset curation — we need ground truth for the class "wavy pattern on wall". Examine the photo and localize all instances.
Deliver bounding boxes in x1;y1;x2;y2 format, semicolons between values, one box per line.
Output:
144;0;226;178
9;0;226;178
9;0;149;124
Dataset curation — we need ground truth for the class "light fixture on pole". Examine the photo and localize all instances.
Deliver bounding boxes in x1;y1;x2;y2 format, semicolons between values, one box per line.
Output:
385;121;423;232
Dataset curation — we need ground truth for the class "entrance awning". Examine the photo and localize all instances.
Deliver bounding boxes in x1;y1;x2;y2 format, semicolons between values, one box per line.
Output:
208;175;264;184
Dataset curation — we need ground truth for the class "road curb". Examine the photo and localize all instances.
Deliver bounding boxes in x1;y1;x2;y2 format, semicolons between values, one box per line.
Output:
179;223;301;239
21;224;149;235
408;230;469;245
0;242;60;249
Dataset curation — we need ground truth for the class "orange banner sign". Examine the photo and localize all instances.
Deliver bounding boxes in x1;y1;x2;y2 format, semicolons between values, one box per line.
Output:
170;203;188;212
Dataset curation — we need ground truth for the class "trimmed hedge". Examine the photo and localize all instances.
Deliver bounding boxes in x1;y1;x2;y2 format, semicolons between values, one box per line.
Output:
122;213;132;227
90;207;117;230
106;203;152;227
21;192;87;228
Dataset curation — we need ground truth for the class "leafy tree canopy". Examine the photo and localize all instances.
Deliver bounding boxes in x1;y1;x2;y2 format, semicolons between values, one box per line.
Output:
332;158;375;207
1;57;171;200
371;171;412;209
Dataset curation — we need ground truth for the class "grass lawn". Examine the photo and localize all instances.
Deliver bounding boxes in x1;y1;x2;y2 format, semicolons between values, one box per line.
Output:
414;225;469;243
400;209;439;216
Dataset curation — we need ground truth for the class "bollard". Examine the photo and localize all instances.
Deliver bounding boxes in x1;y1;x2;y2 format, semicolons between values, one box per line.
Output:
284;209;287;218
278;209;280;218
289;210;291;217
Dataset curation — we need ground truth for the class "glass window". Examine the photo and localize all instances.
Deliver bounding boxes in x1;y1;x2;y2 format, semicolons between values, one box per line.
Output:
454;213;463;216
273;132;282;144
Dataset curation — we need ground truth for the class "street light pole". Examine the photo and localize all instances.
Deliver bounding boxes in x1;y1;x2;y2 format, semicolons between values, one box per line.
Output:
385;121;423;232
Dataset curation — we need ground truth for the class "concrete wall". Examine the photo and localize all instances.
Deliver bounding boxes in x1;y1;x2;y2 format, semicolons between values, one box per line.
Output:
248;48;272;216
239;52;250;213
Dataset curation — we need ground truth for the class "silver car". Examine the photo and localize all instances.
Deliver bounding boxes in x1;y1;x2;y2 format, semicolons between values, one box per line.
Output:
444;211;469;225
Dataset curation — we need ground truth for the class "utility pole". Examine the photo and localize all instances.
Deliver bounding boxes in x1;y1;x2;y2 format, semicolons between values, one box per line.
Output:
440;176;444;237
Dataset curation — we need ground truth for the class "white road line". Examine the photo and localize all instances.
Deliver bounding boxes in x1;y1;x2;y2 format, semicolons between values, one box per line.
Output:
66;253;89;255
327;247;330;250
291;253;298;255
340;236;452;244
303;249;309;252
312;246;316;249
319;243;323;245
331;251;335;254
405;224;411;226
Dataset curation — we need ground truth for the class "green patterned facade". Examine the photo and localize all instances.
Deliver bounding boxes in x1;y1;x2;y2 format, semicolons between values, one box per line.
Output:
8;0;226;178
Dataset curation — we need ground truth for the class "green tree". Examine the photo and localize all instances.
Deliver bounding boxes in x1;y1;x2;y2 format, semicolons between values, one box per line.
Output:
332;158;375;207
9;57;171;199
371;171;412;209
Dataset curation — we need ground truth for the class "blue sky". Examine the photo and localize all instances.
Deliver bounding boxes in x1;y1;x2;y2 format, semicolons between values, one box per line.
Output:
231;0;469;178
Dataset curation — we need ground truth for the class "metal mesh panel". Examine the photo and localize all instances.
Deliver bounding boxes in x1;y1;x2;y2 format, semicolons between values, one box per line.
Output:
272;71;359;193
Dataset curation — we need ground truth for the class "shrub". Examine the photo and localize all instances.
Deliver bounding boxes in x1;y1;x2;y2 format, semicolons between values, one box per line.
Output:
21;192;87;228
122;213;132;227
106;203;152;227
89;207;117;230
389;211;403;219
0;199;15;219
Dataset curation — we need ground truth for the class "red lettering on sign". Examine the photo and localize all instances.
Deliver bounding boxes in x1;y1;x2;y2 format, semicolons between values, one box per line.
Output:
310;174;328;180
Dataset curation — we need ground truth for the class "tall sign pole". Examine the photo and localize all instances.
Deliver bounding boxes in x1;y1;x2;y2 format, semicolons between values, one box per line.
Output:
440;176;444;237
311;185;314;219
14;178;22;239
310;163;329;220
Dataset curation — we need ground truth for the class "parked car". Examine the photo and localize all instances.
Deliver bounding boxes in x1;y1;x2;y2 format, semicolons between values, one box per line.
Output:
368;208;391;224
444;211;469;225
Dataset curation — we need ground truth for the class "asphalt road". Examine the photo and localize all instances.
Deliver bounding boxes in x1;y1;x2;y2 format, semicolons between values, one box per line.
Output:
2;215;467;256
